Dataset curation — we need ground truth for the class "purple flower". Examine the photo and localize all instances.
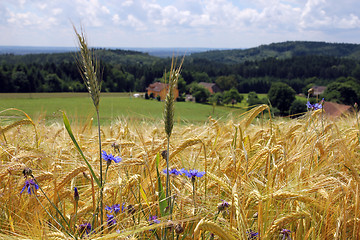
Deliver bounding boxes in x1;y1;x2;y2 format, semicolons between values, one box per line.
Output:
20;179;39;195
149;215;161;225
105;203;125;214
107;214;116;227
102;151;122;164
78;223;92;235
306;101;312;109
181;169;205;182
218;199;230;212
163;168;182;176
74;187;79;201
280;229;292;240
307;98;324;110
246;229;258;239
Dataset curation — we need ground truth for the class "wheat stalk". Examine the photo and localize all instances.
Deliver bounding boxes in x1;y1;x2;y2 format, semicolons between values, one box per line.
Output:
264;211;310;238
73;25;105;229
73;26;101;110
194;218;238;240
56;166;88;192
169;138;203;160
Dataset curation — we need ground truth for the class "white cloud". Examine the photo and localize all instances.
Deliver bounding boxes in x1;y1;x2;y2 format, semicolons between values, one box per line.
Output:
112;14;120;24
1;0;360;47
337;14;360;29
7;11;58;29
75;0;111;27
52;8;63;15
122;0;134;7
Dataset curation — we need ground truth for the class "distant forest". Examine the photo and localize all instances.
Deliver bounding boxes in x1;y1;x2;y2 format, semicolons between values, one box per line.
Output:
1;41;360;97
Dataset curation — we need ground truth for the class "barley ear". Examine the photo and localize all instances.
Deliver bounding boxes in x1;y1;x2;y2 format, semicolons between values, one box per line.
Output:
73;25;101;110
164;56;184;138
194;219;238;240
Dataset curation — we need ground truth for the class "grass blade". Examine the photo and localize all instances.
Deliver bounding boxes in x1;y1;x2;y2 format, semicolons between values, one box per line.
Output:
155;153;168;217
62;111;101;188
140;184;150;208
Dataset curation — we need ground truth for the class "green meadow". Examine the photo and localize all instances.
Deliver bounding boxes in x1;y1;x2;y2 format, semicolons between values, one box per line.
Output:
0;93;250;125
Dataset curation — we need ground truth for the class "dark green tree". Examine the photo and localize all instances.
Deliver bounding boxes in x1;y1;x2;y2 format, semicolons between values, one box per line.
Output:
12;71;29;92
43;73;63;92
192;72;210;83
223;88;244;106
188;83;210;103
177;77;187;94
215;75;238;91
289;99;307;116
268;82;296;115
209;92;223;105
247;91;266;107
322;82;359;105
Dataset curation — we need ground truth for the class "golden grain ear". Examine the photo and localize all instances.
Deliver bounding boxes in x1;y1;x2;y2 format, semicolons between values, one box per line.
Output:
163;56;184;139
194;218;238;240
73;25;101;111
240;104;270;130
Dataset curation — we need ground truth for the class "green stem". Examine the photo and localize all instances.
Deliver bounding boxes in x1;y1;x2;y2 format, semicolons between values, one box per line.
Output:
32;178;74;238
165;138;170;240
34;194;76;239
103;164;110;188
74;200;78;236
192;180;196;214
166;138;170;203
96;109;104;230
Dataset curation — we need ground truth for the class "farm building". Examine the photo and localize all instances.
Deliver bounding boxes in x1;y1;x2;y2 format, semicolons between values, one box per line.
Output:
198;82;222;94
146;82;179;101
312;86;327;96
323;101;352;118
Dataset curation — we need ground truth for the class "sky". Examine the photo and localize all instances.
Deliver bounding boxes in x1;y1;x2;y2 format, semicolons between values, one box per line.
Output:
1;0;360;49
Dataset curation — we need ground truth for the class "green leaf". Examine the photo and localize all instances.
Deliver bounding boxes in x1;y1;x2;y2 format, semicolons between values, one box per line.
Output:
62;111;101;188
140;184;150;208
156;153;168;217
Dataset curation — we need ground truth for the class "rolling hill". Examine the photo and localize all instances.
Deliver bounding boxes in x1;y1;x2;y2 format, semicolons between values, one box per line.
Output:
189;41;360;64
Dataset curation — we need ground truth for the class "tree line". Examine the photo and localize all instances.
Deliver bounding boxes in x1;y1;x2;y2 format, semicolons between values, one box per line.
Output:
1;50;360;111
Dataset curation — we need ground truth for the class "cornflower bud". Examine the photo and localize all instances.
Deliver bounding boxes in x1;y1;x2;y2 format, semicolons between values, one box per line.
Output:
217;200;230;212
22;167;33;178
74;187;79;202
175;223;184;235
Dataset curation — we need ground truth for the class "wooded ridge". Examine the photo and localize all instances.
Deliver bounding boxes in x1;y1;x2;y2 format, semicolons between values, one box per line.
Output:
1;41;359;96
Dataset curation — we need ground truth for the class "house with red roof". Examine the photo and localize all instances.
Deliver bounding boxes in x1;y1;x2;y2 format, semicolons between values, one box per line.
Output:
198;82;222;94
323;101;352;118
146;82;179;101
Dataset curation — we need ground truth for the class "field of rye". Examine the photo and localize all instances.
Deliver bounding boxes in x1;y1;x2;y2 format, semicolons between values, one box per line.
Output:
1;103;360;239
1;28;360;240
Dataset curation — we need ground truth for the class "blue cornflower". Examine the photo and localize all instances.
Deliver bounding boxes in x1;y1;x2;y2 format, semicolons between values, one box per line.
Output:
307;98;324;110
181;169;205;182
162;168;182;176
105;203;125;214
78;222;92;235
107;214;116;227
306;101;312;109
218;199;230;212
102;151;121;165
148;215;160;232
149;215;161;225
246;229;259;239
20;179;39;195
280;229;292;240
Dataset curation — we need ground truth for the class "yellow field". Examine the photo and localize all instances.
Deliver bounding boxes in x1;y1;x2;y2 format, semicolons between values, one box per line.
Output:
0;105;359;239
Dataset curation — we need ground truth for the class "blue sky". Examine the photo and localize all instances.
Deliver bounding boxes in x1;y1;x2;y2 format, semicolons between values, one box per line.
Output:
1;0;360;48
